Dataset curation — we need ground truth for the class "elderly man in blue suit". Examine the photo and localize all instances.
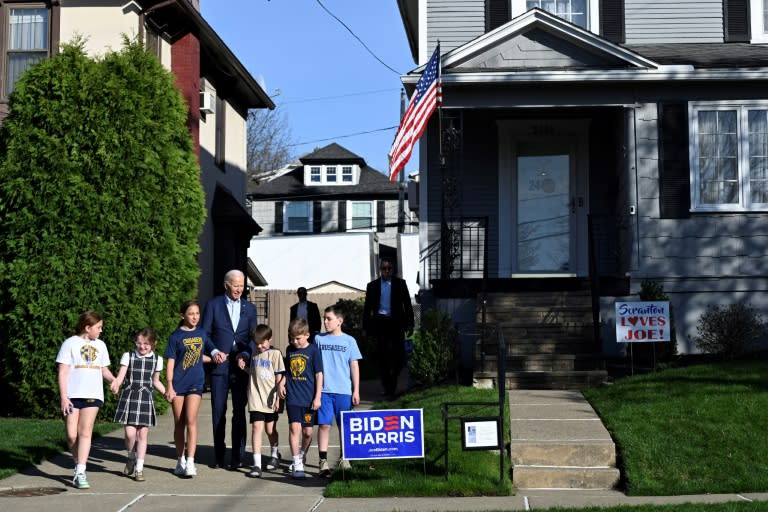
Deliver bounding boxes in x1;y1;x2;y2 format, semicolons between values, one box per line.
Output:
203;269;258;470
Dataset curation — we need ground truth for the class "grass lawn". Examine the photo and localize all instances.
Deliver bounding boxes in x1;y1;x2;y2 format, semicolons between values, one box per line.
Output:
583;359;768;496
324;385;513;497
0;418;119;480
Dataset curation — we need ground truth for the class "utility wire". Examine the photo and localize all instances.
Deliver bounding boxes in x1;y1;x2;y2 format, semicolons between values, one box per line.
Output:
277;87;399;105
288;125;398;147
315;0;402;75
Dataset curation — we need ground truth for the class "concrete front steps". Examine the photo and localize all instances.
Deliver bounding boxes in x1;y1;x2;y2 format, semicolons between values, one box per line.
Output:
475;291;608;389
510;389;621;490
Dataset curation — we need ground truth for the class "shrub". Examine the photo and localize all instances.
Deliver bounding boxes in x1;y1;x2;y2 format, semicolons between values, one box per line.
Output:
408;308;457;386
691;304;765;359
0;40;204;418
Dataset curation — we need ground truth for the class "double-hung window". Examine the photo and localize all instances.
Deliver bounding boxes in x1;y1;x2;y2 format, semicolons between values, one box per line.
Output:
349;201;374;230
513;0;597;31
4;5;50;96
689;102;768;211
284;201;312;232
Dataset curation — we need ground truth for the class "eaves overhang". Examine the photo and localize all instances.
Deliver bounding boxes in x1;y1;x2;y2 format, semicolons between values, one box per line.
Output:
140;0;275;114
419;67;768;86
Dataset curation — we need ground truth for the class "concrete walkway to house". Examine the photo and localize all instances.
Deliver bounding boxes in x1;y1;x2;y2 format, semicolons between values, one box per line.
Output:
2;380;767;511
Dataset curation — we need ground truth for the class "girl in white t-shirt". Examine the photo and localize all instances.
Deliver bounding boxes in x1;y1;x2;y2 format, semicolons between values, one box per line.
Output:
56;311;116;490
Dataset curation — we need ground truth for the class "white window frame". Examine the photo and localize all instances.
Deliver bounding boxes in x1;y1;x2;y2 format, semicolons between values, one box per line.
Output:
284;201;312;232
512;0;599;33
689;101;768;212
3;4;50;97
347;200;376;231
750;0;768;43
303;164;361;185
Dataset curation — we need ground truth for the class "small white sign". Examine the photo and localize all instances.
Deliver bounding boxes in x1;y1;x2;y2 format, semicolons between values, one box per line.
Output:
462;418;499;450
615;301;671;343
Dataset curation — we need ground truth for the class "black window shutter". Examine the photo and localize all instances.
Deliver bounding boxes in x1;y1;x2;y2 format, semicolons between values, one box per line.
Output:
486;0;510;32
377;201;386;232
600;0;625;43
338;201;347;232
274;201;284;233
313;201;322;233
724;0;750;42
659;103;691;219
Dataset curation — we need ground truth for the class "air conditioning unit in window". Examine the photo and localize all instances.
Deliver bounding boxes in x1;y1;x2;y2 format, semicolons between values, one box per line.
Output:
200;91;215;114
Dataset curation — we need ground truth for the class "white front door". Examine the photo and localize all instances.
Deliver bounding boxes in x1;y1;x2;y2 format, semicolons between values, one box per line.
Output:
498;120;589;276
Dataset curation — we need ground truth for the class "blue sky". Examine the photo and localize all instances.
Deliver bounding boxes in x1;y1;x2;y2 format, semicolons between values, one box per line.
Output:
201;0;417;175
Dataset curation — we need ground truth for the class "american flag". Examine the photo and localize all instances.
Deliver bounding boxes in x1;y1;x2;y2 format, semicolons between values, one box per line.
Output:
388;45;442;182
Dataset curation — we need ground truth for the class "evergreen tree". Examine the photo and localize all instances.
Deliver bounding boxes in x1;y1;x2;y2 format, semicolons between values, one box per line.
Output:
0;39;205;418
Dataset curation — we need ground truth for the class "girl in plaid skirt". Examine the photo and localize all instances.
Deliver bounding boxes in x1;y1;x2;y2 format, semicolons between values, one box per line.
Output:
111;328;166;481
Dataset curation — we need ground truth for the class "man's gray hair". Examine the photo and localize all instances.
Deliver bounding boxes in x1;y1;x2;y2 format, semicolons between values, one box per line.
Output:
223;269;245;284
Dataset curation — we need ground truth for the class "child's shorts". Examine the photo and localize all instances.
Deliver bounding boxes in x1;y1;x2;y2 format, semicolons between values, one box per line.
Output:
286;404;316;428
318;393;352;426
249;411;279;423
70;398;103;409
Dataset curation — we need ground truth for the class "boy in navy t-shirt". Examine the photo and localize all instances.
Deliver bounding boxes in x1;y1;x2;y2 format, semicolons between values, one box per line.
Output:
279;317;323;478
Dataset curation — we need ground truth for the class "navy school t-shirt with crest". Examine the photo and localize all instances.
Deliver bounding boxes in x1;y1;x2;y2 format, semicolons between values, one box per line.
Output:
284;342;323;407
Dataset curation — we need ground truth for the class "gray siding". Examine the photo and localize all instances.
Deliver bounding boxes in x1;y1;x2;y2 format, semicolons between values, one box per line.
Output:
250;199;403;241
625;0;724;43
427;0;486;56
633;102;768;280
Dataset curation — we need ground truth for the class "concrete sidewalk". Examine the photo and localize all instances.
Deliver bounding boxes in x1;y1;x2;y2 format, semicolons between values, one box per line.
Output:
2;382;767;511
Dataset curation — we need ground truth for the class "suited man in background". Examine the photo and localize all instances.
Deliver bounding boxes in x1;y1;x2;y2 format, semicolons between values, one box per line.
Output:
363;257;415;398
289;286;321;342
202;269;258;469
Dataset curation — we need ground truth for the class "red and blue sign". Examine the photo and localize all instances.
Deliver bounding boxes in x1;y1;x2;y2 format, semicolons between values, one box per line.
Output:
341;408;424;460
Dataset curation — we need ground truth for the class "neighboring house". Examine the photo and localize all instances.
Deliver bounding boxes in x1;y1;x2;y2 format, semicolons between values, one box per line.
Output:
397;0;768;382
0;0;271;303
247;142;419;290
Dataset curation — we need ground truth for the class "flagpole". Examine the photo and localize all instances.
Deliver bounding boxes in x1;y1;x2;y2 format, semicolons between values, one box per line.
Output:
398;88;406;234
437;42;443;167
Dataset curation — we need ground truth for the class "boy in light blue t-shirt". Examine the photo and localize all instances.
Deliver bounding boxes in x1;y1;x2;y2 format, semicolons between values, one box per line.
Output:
315;304;362;477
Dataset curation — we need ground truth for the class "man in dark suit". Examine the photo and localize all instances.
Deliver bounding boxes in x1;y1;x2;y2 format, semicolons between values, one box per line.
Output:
289;286;321;342
363;258;415;398
202;269;258;469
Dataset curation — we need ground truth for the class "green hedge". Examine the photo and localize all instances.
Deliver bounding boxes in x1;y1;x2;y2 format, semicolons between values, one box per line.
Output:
0;39;204;419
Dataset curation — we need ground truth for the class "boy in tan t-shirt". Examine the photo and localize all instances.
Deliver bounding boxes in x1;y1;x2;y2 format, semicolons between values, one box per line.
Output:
237;324;285;478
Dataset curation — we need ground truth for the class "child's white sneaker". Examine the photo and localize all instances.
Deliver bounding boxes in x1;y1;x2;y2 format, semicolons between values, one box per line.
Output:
174;460;186;476
184;461;197;477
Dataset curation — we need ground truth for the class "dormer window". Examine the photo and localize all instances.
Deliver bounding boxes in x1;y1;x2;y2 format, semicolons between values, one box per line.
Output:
303;164;361;185
512;0;598;32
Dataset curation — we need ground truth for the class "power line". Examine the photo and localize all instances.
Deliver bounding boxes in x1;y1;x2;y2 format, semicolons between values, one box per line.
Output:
315;0;402;76
277;87;399;106
288;126;398;147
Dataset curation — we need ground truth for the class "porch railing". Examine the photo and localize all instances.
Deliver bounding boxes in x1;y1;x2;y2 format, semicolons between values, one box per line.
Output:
418;217;488;288
418;214;626;288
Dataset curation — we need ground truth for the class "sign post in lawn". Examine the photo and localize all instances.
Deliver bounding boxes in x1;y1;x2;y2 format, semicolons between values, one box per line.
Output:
615;301;671;373
341;408;425;473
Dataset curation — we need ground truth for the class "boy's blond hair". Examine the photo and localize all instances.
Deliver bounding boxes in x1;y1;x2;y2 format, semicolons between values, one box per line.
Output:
288;317;309;338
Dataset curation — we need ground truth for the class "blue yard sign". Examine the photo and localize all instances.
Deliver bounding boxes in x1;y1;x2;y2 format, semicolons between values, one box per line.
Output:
341;408;424;460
